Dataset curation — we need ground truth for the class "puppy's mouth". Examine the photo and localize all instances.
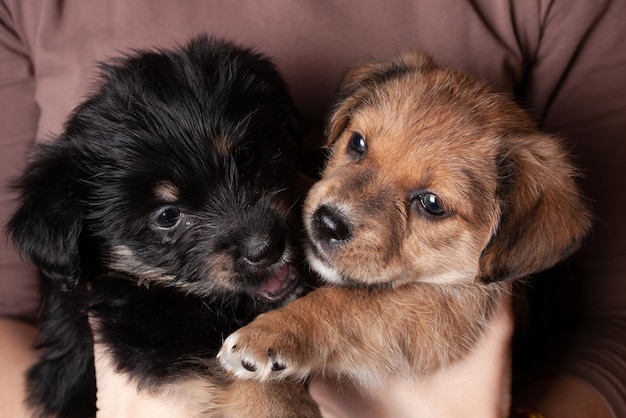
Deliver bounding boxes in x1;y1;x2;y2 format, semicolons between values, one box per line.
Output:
254;263;301;303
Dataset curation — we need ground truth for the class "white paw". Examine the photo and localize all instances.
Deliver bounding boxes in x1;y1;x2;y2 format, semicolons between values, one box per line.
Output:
217;331;291;382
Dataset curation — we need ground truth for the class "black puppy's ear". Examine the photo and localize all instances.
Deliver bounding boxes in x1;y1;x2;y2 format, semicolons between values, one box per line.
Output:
7;141;84;291
478;134;592;282
325;53;434;145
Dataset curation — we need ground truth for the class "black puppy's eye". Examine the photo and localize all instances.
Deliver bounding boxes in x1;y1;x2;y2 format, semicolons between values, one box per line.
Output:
152;206;182;229
347;132;367;158
414;192;447;217
236;146;255;166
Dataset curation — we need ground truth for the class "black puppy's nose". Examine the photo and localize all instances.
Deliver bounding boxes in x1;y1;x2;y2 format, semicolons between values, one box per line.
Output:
313;205;352;243
242;227;285;267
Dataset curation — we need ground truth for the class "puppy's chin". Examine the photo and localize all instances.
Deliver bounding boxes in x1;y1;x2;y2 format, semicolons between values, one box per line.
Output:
305;245;374;288
305;246;343;285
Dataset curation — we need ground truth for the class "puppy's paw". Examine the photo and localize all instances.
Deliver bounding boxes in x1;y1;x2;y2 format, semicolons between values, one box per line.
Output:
217;317;312;382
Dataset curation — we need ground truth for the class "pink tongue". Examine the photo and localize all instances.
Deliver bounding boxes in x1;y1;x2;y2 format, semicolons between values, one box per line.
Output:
261;264;290;294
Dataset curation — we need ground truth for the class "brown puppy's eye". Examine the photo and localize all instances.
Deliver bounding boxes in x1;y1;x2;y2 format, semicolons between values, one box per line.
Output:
347;132;367;159
152;206;182;229
413;192;447;217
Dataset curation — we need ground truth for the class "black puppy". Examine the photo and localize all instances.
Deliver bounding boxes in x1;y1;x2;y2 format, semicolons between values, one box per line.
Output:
8;36;320;417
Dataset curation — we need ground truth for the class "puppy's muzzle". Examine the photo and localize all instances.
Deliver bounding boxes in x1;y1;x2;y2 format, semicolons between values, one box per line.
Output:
242;226;285;268
312;205;353;247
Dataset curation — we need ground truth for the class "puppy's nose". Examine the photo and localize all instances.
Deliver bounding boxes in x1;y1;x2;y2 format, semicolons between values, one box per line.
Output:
313;205;352;244
242;227;285;267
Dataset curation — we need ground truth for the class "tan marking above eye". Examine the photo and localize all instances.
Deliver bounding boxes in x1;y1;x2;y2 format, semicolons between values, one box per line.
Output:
154;181;180;203
215;134;233;159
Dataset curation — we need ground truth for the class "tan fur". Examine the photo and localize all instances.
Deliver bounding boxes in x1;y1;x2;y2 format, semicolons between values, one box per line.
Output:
154;181;180;203
218;53;592;402
207;378;320;418
107;244;176;286
221;282;507;388
214;134;234;159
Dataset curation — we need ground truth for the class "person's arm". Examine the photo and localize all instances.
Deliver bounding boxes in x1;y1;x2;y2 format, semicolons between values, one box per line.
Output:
0;4;42;416
510;0;626;416
94;341;200;417
514;377;612;418
0;1;41;320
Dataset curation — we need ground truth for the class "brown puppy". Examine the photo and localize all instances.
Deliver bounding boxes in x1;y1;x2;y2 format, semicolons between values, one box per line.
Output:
218;53;592;394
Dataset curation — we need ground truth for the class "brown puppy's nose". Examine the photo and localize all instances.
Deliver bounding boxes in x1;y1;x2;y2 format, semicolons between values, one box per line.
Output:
313;205;353;244
243;227;285;267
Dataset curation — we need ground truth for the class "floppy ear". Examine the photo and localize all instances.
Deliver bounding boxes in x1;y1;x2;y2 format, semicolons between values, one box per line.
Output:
478;134;592;282
325;53;434;146
7;141;84;291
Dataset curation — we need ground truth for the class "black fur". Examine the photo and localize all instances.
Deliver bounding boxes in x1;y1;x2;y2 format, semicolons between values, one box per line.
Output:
8;35;309;417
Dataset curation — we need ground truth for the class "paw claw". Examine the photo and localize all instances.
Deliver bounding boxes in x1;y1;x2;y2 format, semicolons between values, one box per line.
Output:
241;359;257;372
271;361;286;371
267;348;286;371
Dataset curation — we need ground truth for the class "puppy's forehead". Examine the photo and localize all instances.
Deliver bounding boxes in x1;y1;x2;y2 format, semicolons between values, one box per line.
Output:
208;121;261;159
350;97;498;175
348;68;531;141
336;79;507;213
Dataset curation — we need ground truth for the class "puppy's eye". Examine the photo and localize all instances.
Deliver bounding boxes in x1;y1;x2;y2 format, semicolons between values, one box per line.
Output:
347;132;367;159
236;146;255;166
413;192;447;217
152;206;182;229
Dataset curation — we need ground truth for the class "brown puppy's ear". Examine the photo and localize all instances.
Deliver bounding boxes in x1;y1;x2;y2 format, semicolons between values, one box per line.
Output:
325;53;434;145
7;140;84;291
478;134;592;282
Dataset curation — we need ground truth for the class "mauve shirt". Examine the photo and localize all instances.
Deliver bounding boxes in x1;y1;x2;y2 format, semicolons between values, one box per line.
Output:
1;0;624;415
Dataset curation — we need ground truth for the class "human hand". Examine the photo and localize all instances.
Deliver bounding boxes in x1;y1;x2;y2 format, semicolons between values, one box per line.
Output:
0;318;39;418
93;336;202;417
308;295;514;418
